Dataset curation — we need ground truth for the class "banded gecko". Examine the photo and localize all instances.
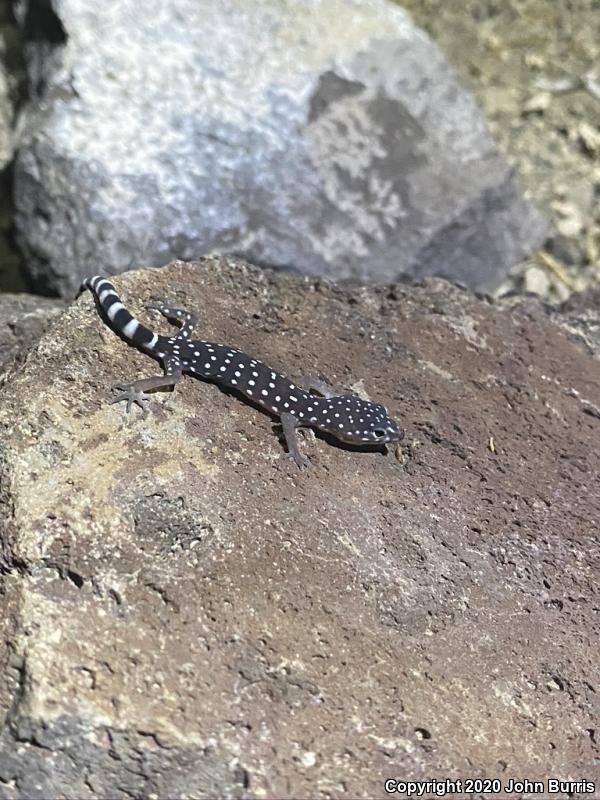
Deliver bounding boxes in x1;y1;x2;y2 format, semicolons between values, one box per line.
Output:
82;276;404;467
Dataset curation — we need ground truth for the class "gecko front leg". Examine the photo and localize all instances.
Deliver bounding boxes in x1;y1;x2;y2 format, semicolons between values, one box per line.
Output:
280;412;310;468
111;359;183;413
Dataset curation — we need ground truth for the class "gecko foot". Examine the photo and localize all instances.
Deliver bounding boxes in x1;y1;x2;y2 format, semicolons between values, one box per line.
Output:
110;383;151;414
280;450;310;469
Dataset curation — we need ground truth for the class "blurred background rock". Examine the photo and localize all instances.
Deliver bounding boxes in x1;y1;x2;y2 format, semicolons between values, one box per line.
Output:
0;0;598;300
395;0;600;302
0;0;25;290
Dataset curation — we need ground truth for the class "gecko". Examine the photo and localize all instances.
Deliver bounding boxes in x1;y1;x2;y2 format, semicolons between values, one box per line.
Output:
82;275;404;467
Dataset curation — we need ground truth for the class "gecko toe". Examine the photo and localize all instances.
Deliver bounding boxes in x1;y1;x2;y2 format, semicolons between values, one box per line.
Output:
291;452;310;469
109;384;150;414
278;451;310;470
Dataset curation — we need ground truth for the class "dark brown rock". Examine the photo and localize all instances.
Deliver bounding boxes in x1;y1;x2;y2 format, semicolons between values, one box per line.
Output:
0;257;598;798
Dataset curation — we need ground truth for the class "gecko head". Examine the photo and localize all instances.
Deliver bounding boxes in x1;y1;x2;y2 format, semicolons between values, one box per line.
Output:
317;395;404;446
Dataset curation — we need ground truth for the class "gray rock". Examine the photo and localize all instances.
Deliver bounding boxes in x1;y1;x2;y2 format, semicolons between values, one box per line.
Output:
0;1;18;169
0;58;15;291
0;292;64;371
0;716;246;800
0;257;598;797
0;60;11;168
13;0;546;297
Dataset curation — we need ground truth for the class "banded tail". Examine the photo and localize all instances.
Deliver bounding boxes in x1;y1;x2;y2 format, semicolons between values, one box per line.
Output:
82;276;161;351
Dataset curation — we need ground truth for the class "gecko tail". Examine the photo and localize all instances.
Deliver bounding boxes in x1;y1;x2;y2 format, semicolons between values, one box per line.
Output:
82;275;162;351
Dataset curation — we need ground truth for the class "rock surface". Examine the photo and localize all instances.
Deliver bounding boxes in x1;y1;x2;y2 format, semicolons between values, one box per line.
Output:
0;257;598;798
13;0;546;297
0;292;65;371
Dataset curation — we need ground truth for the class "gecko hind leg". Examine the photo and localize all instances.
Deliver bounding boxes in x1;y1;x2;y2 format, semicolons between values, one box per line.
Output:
145;301;198;338
299;376;338;399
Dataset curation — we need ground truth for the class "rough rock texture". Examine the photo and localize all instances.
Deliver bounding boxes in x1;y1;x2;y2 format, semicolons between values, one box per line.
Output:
0;292;65;371
13;0;546;297
0;257;598;798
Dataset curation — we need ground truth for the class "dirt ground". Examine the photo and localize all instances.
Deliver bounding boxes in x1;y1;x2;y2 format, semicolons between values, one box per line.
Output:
1;1;599;298
399;0;600;302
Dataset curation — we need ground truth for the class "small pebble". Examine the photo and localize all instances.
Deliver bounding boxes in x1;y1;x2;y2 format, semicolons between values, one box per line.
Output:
523;91;551;114
524;265;550;297
578;122;600;156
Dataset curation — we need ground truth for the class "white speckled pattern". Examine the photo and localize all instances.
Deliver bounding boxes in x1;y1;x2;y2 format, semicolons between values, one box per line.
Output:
83;276;403;466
